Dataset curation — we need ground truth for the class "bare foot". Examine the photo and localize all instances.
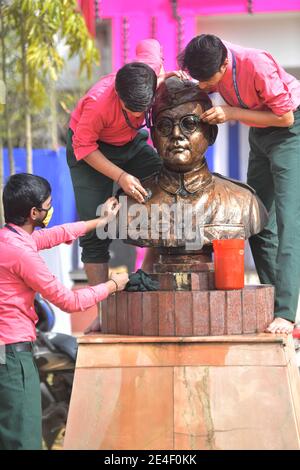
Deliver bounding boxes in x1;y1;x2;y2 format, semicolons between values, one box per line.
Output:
265;317;294;335
84;315;102;334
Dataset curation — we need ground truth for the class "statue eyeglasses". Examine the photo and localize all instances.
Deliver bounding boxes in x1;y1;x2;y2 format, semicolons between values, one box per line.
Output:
154;114;203;137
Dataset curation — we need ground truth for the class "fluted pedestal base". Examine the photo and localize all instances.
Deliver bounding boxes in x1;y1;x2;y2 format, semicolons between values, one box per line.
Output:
64;334;300;450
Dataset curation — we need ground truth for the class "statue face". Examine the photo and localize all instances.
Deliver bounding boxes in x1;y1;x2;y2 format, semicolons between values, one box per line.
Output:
152;102;209;172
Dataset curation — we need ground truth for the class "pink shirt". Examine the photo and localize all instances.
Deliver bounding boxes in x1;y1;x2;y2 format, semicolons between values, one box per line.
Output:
0;222;109;344
70;39;163;161
217;41;300;117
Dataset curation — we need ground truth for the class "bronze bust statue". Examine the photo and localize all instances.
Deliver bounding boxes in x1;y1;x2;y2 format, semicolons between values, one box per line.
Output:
123;77;268;251
101;78;274;339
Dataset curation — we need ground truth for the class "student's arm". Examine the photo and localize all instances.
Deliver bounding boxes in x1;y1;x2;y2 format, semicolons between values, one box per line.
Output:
85;148;123;182
202;54;295;128
14;249;118;313
32;222;87;251
84;149;147;203
71;97;146;202
157;70;189;87
201;106;294;127
32;198;121;251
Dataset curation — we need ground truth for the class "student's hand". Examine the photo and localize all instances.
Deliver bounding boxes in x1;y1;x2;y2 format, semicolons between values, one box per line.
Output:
157;70;189;87
118;173;148;203
108;272;129;292
99;197;120;225
85;197;120;233
201;105;234;124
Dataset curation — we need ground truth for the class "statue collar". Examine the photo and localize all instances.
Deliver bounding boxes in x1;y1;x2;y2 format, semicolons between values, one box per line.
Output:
158;159;213;195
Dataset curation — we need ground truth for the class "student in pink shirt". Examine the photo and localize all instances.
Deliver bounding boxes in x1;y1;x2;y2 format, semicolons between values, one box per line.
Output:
67;38;187;333
0;173;128;449
180;34;300;335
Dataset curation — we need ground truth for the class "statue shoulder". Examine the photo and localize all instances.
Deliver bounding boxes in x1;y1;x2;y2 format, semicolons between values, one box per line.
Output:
140;171;160;186
212;173;257;194
211;172;268;237
140;172;163;202
115;172;160;200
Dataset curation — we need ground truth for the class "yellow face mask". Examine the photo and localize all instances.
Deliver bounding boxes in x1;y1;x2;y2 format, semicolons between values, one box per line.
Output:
42;206;54;227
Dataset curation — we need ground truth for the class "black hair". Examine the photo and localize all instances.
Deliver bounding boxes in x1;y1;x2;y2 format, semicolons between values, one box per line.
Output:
3;173;51;226
179;34;228;81
115;62;157;112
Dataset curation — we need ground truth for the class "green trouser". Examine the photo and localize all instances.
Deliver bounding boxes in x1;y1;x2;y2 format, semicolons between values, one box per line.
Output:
66;128;162;264
0;345;42;450
247;108;300;322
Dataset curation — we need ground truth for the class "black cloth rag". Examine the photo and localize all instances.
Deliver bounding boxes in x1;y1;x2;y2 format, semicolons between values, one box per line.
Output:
125;269;160;292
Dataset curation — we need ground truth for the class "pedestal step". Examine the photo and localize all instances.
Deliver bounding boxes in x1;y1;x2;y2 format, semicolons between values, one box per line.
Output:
151;271;215;291
101;285;274;336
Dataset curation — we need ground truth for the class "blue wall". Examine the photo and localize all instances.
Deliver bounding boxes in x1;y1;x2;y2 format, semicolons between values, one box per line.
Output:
2;141;223;228
228;122;240;180
3;148;77;228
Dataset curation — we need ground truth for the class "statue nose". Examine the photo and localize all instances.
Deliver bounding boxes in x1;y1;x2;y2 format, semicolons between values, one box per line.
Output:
172;123;181;137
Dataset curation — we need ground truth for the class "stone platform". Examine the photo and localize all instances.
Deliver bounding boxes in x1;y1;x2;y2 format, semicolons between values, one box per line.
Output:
64;333;300;450
101;285;274;336
102;250;274;336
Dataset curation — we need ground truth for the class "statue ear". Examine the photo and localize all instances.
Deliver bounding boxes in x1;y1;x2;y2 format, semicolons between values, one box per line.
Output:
150;125;154;142
150;125;157;148
208;124;218;146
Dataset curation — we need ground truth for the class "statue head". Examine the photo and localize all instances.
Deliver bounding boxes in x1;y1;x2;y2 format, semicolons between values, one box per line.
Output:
151;77;218;173
119;78;267;252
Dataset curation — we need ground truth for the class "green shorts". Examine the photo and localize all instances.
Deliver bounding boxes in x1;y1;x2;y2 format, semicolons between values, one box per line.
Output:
247;108;300;322
0;345;42;450
66;128;162;263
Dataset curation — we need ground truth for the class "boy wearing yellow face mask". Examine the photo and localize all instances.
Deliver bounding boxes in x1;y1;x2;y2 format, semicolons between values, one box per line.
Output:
39;205;54;227
0;173;128;450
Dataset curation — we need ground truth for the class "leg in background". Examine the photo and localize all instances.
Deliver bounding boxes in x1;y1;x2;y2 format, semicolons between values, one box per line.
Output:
141;248;160;273
265;115;300;333
84;263;109;333
247;127;277;287
248;111;300;334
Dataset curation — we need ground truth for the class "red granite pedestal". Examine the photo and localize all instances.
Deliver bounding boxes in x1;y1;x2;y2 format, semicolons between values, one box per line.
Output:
64;251;300;450
64;334;300;450
101;286;274;336
101;252;274;336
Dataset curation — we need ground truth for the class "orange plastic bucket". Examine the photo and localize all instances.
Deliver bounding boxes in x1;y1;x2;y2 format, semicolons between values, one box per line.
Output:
212;239;245;290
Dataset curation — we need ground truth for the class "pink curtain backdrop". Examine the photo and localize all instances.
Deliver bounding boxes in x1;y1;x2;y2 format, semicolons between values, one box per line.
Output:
78;0;96;37
79;0;300;70
77;0;300;268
